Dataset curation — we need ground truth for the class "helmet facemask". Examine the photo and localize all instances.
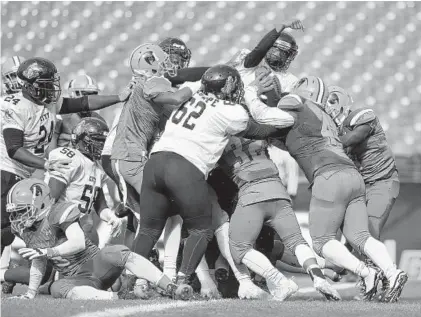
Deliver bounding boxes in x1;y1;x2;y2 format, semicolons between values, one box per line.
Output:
265;41;297;73
325;91;353;126
26;73;61;105
2;71;23;94
73;132;107;161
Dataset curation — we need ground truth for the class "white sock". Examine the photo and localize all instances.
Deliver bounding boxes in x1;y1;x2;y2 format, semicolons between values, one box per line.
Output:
242;249;286;284
363;237;396;278
294;244;319;271
196;256;218;289
163;215;182;280
125;252;168;285
322;240;370;277
215;222;251;282
67;286;115;300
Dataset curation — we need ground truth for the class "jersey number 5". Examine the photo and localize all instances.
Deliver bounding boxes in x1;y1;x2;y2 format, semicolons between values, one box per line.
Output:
171;97;206;130
78;184;100;214
34;121;54;155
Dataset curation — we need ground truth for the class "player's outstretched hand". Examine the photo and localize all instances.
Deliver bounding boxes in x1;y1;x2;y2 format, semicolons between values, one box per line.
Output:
285;19;305;32
45;157;72;173
18;247;47;260
255;71;275;95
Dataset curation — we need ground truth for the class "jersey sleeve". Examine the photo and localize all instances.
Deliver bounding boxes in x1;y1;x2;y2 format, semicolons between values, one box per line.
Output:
47;148;79;184
49;202;80;232
1;103;27;131
213;104;250;135
143;76;173;100
244;86;295;128
349;109;376;127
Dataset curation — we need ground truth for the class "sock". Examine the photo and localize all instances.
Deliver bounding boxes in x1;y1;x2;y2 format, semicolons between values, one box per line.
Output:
363;237;397;279
322;240;370;277
196;256;218;290
215;222;251;282
242;249;286;285
67;286;115;300
163;215;182;280
124;252;171;288
294;244;324;280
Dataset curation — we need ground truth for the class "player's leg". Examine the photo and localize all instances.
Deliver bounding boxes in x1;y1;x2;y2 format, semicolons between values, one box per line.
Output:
366;175;400;239
267;199;340;300
162;215;183;281
163;152;214;284
343;171;407;302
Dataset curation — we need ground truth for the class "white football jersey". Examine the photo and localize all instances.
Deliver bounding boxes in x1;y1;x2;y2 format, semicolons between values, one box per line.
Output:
0;92;61;178
231;48;298;92
151;86;250;178
45;147;108;216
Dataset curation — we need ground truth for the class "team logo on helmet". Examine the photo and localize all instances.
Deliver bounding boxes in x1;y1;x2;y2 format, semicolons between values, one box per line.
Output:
22;62;43;80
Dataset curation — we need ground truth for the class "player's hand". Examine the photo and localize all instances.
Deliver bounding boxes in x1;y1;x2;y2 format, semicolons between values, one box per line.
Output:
18;248;47;260
108;217;123;238
255;72;275;95
285;19;305;32
45;157;71;173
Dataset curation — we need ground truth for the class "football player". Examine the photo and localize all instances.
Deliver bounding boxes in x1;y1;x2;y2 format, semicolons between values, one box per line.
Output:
1;56;25;96
45;118;124;246
325;86;401;301
134;64;292;293
52;74;107;148
244;76;408;302
158;37;191;71
218;136;341;301
5;178;193;300
1;57;130;256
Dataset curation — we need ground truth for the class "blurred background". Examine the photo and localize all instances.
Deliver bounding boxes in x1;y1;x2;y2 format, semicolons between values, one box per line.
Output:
1;1;420;276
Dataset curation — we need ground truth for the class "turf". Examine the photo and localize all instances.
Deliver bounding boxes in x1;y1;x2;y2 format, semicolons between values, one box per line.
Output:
2;280;421;317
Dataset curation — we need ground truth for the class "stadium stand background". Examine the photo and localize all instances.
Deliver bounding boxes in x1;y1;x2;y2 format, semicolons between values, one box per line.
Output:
2;1;420;272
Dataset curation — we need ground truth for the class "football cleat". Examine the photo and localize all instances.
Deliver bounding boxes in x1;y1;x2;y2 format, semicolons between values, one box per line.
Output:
267;277;299;301
379;270;408;303
313;276;341;301
357;267;382;301
238;279;269;300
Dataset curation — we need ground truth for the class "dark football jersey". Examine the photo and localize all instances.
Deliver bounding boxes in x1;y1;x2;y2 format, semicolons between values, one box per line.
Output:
342;108;397;183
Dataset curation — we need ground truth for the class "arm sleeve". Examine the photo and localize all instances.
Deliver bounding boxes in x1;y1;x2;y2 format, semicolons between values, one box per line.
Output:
244;28;280;68
59;96;89;114
47;149;78;184
3;128;24;157
165;67;209;86
143;77;173;100
244;86;295;127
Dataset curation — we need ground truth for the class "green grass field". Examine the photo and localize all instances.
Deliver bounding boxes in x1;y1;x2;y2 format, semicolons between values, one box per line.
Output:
2;279;421;317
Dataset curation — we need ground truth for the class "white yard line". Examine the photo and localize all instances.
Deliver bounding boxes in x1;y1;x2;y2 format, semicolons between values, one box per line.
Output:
299;282;355;293
71;301;207;317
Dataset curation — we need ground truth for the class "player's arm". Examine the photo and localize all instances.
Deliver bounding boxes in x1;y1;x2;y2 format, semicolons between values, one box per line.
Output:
340;124;371;147
165;67;209;86
243;85;295;127
244;20;304;68
46;149;78;200
94;189;123;238
239;118;290;140
151;80;202;107
24;258;48;299
48;177;68;202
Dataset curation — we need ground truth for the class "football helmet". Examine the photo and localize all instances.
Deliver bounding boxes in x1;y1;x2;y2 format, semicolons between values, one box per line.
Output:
326;86;354;126
200;64;244;103
6;178;54;235
71;117;109;161
158;37;191;70
129;43;177;80
17;57;61;105
2;56;25;95
68;74;100;98
291;76;328;106
265;32;298;72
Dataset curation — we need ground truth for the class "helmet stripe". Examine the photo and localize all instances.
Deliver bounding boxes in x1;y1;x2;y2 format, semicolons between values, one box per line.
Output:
85;74;93;86
316;77;325;104
68;79;74;89
12;56;20;67
6;181;21;208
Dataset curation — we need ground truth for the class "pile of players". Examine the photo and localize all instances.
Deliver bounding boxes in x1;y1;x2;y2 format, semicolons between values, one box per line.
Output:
0;18;407;303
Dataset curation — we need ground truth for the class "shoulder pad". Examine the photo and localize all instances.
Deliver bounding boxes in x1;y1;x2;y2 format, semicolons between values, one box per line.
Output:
143;76;173;100
49;202;79;226
349;108;375;127
277;94;304;110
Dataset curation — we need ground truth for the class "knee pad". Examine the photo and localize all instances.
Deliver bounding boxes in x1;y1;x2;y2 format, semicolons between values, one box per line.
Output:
229;240;253;265
50;279;72;299
99;245;131;268
1;227;15;247
311;236;333;257
281;231;308;253
187;228;214;243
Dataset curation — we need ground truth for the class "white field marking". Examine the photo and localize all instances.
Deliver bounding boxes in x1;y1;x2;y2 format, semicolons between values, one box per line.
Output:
70;301;208;317
298;282;355;294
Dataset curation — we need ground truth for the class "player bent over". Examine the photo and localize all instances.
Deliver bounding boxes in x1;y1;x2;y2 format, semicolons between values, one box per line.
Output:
244;75;407;303
6;178;193;300
218;136;340;301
